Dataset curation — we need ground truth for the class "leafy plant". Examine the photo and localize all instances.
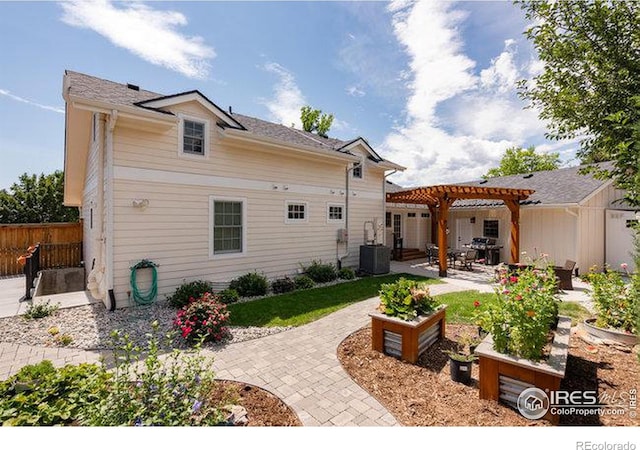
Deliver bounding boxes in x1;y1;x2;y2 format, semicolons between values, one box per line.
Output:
294;275;316;290
80;321;225;426
303;260;337;283
0;360;108;426
166;280;214;308
444;350;478;363
54;333;74;346
217;288;239;305
474;266;559;360
174;292;231;343
271;277;297;294
378;277;438;321
338;267;356;280
23;300;59;319
229;272;269;297
588;266;638;334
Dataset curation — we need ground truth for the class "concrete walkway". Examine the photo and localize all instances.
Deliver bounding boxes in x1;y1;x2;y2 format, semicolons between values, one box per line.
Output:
0;262;595;426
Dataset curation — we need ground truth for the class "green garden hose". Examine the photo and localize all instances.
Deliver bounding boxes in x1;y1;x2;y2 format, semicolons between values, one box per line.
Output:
130;260;158;306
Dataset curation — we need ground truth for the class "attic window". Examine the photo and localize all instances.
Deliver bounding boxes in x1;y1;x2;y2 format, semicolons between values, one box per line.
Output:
179;115;209;158
352;160;363;179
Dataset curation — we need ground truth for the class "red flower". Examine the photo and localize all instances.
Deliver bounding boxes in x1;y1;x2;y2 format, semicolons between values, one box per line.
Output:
515;295;522;301
473;300;480;308
509;276;518;283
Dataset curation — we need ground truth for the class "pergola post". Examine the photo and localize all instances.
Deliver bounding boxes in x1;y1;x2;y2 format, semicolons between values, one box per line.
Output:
437;197;451;277
505;199;520;264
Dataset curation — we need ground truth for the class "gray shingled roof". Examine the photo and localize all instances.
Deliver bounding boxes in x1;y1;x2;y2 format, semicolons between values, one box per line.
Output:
450;163;614;207
65;70;354;153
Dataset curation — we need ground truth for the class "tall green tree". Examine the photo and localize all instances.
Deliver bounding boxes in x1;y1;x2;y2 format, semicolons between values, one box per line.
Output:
0;171;79;223
517;0;640;205
484;146;560;178
300;105;334;138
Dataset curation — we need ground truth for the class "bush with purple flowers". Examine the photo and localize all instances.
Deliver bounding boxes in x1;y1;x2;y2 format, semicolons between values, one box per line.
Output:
79;321;227;426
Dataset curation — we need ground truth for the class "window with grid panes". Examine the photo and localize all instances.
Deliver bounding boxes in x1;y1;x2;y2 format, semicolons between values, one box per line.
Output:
213;201;243;254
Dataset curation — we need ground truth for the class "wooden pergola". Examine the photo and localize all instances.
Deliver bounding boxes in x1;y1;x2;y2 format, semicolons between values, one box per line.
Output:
387;185;535;276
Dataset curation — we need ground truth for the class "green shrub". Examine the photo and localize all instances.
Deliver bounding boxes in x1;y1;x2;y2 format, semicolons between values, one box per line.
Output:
271;277;297;294
0;360;108;426
338;267;356;280
24;300;59;319
303;260;337;283
588;267;638;334
166;280;214;308
80;322;225;426
378;277;438;321
218;288;239;304
294;275;316;290
229;272;269;297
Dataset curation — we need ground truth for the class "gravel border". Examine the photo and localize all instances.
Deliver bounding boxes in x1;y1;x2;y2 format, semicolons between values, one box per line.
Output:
0;298;292;350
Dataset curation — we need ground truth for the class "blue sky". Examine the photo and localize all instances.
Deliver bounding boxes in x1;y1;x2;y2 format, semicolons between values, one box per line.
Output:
0;1;580;191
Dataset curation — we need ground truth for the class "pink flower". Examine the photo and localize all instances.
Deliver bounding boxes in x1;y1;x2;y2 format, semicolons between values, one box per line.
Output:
621;263;628;270
515;295;522;301
503;290;510;295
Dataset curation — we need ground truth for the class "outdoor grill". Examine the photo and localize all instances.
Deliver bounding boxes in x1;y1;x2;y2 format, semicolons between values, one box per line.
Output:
469;237;503;265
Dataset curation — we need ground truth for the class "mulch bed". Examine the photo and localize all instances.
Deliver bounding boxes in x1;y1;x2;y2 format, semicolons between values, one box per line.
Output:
337;324;639;426
208;380;302;426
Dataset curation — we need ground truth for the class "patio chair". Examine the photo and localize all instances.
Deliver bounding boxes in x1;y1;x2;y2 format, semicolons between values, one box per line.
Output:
454;249;478;271
553;260;576;291
425;243;438;265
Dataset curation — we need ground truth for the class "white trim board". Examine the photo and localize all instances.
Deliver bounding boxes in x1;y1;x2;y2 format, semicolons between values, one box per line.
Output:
113;165;382;200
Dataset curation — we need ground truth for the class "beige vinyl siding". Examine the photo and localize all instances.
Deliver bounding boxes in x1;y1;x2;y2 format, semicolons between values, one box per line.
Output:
81;114;102;276
108;105;387;307
449;209;511;262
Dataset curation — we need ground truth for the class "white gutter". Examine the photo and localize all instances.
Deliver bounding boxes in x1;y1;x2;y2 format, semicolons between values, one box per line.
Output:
66;95;177;125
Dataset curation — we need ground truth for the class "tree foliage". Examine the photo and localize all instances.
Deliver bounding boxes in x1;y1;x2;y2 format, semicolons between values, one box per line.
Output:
0;171;79;223
300;105;334;138
484;146;560;178
517;0;640;206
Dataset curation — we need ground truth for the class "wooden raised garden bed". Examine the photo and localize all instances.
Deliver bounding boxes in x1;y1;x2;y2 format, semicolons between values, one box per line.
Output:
474;315;571;424
369;305;447;364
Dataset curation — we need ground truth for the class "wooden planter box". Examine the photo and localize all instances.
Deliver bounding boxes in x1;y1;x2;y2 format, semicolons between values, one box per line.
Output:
369;306;447;364
475;316;571;425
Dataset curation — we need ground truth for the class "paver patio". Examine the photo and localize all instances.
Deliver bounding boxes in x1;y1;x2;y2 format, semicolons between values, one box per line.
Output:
0;261;595;426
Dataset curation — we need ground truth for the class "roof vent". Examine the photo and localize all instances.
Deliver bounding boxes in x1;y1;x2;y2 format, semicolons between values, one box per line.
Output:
523;173;534;179
479;179;488;184
126;83;140;91
228;106;233;114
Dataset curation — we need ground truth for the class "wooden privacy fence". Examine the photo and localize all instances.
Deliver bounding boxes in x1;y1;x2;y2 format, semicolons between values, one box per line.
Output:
0;222;83;276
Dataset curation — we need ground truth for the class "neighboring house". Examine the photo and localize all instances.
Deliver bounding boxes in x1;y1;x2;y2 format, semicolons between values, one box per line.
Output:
62;71;403;309
386;164;635;274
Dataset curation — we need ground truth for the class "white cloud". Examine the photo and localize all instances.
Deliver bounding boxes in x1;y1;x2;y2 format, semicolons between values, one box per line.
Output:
0;89;64;114
346;86;366;97
60;0;214;79
379;1;551;187
261;62;306;128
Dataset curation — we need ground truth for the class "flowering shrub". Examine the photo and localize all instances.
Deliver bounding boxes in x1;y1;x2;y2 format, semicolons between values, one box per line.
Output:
474;266;559;360
588;265;638;334
174;292;230;343
378;277;438;321
80;322;225;426
166;280;215;308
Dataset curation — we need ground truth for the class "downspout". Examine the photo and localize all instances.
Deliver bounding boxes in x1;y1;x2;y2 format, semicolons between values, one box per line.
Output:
339;164;355;269
106;110;118;311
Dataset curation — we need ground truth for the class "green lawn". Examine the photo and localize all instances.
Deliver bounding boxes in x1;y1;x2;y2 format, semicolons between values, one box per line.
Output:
433;290;593;325
227;273;441;327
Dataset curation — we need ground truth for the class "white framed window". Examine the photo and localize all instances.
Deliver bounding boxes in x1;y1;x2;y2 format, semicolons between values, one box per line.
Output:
327;203;345;223
352;159;364;180
179;114;210;158
483;219;499;239
285;201;308;224
209;196;246;259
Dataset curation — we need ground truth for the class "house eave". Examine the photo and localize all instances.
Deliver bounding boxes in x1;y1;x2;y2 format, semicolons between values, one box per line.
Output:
220;128;362;164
